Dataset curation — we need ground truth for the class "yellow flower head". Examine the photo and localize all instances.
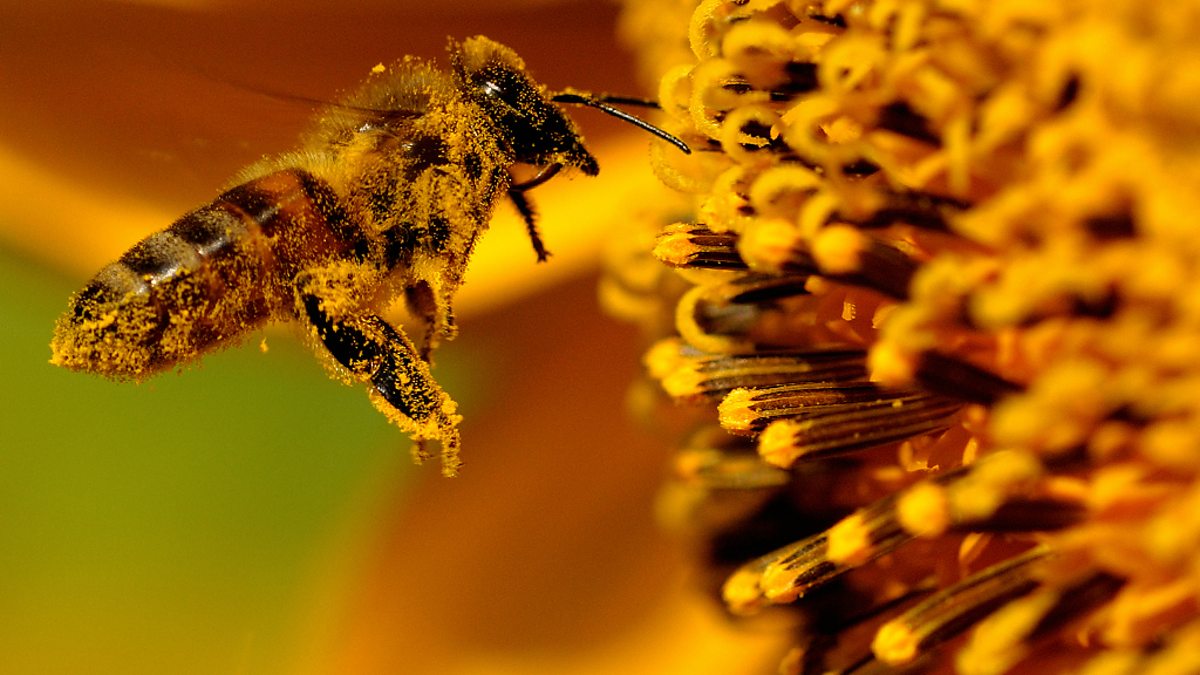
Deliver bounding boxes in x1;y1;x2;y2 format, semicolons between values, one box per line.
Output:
616;0;1200;671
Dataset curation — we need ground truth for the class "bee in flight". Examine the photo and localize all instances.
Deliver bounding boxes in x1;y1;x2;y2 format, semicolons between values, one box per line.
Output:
51;36;688;476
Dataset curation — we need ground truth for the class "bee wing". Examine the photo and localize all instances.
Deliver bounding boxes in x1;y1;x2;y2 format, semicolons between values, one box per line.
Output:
240;86;424;125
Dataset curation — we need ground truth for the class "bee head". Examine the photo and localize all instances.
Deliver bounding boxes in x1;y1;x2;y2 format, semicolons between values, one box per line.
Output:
450;36;599;176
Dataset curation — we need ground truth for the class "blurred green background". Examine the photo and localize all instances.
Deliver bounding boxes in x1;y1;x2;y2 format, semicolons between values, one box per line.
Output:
1;245;461;673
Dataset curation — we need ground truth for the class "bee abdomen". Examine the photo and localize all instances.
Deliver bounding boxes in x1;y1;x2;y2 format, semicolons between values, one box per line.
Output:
52;202;274;379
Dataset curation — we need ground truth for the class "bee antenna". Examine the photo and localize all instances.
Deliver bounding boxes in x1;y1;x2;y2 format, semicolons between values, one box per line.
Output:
551;92;691;154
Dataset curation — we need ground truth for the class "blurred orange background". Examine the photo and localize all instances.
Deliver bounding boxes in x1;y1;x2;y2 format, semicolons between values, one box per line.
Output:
0;1;785;673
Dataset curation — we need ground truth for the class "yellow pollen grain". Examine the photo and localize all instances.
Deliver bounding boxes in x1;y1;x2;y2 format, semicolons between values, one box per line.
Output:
872;620;919;666
897;482;951;538
718;388;759;434
804;276;831;294
947;450;1043;521
1145;488;1200;565
673;448;714;479
759;559;804;603
662;364;707;399
1140;419;1200;471
758;419;804;467
651;229;698;267
948;484;1003;524
370;62;386;74
738;218;799;272
823;115;864;144
868;341;917;387
974;449;1043;487
812;224;866;274
988;398;1048;451
644;338;685;380
722;566;768;616
826;512;873;566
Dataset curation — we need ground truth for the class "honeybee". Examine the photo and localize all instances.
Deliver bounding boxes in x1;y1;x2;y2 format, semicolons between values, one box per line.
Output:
50;36;687;476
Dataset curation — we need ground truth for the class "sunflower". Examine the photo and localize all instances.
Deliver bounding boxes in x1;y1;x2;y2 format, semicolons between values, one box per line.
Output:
611;0;1200;672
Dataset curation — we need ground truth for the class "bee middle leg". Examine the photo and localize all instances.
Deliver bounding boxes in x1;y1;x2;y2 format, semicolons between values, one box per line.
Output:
297;278;463;476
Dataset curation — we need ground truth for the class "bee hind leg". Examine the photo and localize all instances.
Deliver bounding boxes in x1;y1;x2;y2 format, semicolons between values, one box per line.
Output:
299;291;463;476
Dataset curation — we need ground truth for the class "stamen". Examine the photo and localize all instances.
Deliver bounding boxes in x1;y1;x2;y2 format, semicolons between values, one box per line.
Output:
738;219;806;272
853;188;968;232
719;382;954;436
966;498;1088;532
643;337;695;381
756;496;911;603
757;395;962;467
723;548;784;615
652;346;869;401
654;223;748;270
721;273;812;304
656;222;918;298
872;546;1049;666
812;226;921;299
896;450;1060;537
913;351;1024;405
957;573;1125;675
673;445;791;491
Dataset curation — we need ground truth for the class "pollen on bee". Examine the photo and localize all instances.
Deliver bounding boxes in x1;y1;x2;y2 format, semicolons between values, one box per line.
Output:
52;35;689;478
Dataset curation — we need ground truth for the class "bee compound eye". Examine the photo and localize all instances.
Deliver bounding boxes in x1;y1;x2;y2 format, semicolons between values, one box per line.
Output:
474;65;529;109
481;79;505;100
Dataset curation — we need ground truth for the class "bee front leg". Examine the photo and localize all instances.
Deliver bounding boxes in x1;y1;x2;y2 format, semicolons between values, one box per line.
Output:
507;187;551;263
297;283;463;476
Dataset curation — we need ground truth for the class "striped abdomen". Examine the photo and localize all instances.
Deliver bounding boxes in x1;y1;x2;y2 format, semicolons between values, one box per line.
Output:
51;169;360;379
